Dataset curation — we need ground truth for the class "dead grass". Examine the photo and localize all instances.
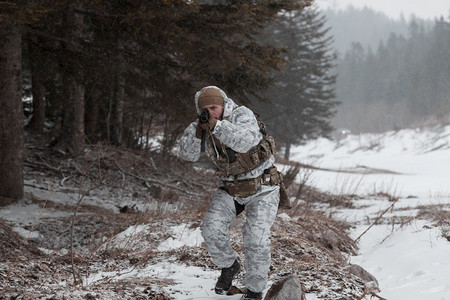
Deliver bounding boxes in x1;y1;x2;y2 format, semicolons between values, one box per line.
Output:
0;220;43;262
416;204;450;240
0;139;375;299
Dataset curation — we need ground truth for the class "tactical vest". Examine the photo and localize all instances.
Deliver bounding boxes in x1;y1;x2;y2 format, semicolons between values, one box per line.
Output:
205;113;276;177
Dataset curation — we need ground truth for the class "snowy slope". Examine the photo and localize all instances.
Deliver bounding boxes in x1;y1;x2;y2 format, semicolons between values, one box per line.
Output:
120;124;450;299
2;125;450;300
288;125;450;198
287;124;450;299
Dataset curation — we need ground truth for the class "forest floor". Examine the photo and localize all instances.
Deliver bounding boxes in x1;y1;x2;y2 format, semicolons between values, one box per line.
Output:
1;134;392;299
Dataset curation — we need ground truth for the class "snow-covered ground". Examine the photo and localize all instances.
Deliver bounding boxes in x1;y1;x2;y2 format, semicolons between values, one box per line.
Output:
289;125;450;198
78;124;450;299
288;124;450;300
2;125;450;299
148;124;450;299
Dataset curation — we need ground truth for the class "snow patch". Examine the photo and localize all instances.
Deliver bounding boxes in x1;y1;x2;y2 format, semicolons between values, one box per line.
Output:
158;224;203;251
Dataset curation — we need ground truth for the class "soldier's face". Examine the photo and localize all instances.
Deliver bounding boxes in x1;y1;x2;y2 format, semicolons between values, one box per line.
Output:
201;104;224;120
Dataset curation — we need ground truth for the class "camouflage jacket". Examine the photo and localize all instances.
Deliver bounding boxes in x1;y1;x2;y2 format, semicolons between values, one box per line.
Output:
177;86;274;181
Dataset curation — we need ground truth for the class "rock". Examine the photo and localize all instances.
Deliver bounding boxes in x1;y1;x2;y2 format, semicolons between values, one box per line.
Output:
264;274;305;300
321;228;341;250
346;264;380;293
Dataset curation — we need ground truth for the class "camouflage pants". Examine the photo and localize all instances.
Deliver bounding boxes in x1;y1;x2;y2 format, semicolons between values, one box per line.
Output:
200;185;280;293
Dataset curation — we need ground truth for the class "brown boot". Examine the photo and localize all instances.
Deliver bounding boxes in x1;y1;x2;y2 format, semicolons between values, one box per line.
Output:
214;259;241;295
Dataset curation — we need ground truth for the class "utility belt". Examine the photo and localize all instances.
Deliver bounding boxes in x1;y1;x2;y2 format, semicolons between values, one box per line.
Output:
222;166;282;198
222;165;292;210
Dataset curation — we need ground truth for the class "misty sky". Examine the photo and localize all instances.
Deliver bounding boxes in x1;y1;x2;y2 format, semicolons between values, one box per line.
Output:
316;0;450;20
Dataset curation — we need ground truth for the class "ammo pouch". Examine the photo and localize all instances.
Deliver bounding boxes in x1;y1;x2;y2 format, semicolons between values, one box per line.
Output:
262;166;291;209
223;166;281;198
208;135;276;177
261;165;282;185
222;165;291;210
278;182;291;209
223;177;261;198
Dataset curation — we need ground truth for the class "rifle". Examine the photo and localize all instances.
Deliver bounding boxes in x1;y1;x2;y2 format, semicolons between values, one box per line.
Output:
198;109;209;152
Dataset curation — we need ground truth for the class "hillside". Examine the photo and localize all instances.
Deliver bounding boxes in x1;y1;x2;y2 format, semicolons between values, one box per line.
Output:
1;124;450;299
0;133;368;300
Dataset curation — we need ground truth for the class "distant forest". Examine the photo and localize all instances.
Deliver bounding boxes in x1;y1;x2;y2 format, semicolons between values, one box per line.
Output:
323;6;449;133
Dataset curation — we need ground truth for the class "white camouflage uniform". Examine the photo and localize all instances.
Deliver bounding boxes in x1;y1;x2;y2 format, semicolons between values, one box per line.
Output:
177;86;279;293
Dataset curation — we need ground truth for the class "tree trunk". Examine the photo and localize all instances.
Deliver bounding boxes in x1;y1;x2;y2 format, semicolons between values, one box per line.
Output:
59;71;85;155
0;25;24;203
111;56;125;146
284;142;291;161
56;6;85;155
84;87;101;143
27;40;46;133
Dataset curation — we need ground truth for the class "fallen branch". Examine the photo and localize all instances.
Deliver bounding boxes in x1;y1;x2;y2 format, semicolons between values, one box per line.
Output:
115;162;203;197
354;198;398;243
24;182;50;190
60;176;72;186
24;160;62;173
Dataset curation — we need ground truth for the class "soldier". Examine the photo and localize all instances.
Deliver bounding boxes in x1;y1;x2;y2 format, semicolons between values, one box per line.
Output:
178;86;283;300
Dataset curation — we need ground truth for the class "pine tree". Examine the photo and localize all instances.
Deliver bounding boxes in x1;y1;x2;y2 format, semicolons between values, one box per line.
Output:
1;0;314;202
0;0;58;204
334;16;450;132
256;5;338;159
0;25;24;203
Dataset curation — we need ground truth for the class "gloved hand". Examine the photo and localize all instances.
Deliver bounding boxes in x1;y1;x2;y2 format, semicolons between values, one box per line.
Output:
199;116;217;131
